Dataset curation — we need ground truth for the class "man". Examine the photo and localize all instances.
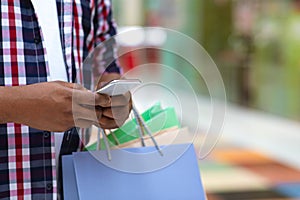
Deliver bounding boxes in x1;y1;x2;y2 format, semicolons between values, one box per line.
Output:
0;0;130;199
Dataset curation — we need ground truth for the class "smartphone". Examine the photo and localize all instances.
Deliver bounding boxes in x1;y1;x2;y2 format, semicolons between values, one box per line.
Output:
96;79;141;96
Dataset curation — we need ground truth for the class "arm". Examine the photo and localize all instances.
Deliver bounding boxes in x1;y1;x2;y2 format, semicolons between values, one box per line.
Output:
0;86;16;124
0;81;126;131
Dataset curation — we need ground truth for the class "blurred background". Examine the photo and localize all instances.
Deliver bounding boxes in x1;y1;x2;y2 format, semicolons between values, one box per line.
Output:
113;0;300;119
111;0;300;199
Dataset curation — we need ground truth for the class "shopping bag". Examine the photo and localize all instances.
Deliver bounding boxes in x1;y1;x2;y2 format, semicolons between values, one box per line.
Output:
61;155;79;200
62;143;206;200
116;127;191;148
85;102;180;150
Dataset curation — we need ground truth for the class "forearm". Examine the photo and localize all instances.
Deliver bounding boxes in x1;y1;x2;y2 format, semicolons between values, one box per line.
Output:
1;82;99;131
0;86;20;123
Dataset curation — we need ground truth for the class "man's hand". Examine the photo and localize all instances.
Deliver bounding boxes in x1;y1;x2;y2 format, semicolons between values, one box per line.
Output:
0;81;110;132
96;73;132;129
0;75;132;131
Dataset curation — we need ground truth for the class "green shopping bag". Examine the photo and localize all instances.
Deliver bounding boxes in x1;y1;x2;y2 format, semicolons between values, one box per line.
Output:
85;102;180;150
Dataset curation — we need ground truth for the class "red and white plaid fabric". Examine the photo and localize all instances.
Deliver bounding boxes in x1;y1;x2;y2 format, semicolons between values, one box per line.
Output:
0;0;120;199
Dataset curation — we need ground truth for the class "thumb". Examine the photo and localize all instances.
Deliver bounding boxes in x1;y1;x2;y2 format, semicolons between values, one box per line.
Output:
95;93;111;107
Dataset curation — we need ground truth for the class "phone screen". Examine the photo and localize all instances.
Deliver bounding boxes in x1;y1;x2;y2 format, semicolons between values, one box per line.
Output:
96;79;141;96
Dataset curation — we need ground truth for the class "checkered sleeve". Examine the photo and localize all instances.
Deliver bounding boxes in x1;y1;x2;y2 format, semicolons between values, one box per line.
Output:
94;0;121;74
0;1;56;199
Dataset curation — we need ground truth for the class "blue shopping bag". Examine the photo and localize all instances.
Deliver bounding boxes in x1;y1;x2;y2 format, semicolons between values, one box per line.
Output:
62;143;206;200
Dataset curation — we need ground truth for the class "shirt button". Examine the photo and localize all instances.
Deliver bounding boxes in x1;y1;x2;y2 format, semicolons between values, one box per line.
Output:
46;183;53;191
44;131;50;138
34;36;42;44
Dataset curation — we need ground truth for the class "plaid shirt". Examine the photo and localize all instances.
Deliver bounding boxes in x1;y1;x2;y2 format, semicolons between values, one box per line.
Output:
0;0;120;199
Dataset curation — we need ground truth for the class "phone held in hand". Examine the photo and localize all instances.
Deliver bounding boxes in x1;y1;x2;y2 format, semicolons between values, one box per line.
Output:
96;79;141;96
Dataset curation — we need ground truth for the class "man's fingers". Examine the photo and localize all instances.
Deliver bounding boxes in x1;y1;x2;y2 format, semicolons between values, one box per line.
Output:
61;81;111;107
72;87;130;108
70;84;131;129
73;90;111;106
73;104;102;124
100;118;118;129
99;116;127;129
95;93;112;107
100;92;131;108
